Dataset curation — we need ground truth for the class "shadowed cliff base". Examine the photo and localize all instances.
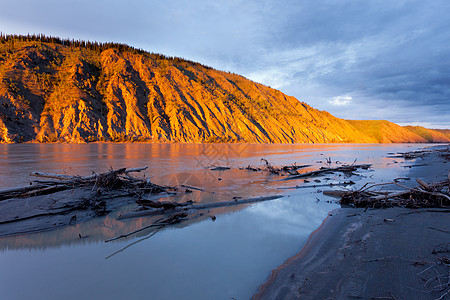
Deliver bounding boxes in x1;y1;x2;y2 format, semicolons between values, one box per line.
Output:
0;34;448;144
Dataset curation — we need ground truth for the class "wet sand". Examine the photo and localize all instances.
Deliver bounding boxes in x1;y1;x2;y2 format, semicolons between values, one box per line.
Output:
253;207;449;299
254;150;450;300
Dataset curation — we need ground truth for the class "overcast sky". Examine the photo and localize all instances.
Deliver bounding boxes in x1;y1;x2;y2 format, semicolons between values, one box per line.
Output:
1;0;449;128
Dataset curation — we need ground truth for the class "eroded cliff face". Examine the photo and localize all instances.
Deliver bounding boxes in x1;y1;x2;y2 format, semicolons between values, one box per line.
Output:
0;39;441;144
403;126;450;143
346;120;431;143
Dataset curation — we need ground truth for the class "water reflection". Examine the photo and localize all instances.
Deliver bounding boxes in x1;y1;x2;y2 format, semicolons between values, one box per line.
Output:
0;143;426;250
0;143;431;300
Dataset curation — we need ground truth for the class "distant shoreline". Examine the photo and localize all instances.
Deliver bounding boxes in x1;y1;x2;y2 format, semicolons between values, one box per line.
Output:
1;141;450;145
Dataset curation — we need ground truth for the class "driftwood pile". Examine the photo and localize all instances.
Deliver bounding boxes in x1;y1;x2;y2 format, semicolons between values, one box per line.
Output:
389;147;450;160
0;167;169;217
388;149;432;160
281;164;371;180
323;147;450;209
0;167;165;201
0;166;287;239
238;158;371;178
325;178;450;209
239;159;312;175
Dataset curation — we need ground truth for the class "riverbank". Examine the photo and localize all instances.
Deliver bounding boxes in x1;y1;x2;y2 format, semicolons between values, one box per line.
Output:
253;207;449;299
254;148;450;300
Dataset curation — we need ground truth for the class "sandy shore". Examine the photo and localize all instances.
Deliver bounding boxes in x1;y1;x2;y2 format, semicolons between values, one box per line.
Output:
253;207;449;299
253;149;450;300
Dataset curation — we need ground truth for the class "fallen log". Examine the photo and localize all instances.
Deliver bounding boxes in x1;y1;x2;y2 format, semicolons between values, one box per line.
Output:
118;195;283;220
0;184;73;201
210;166;231;171
19;184;69;198
0;184;49;200
278;181;355;190
136;199;193;209
180;185;205;192
29;167;148;181
29;172;85;180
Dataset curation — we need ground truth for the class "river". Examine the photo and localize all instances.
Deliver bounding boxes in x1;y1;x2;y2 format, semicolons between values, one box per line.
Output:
0;143;428;300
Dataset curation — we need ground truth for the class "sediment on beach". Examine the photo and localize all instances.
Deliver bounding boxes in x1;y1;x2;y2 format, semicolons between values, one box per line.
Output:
253;207;450;300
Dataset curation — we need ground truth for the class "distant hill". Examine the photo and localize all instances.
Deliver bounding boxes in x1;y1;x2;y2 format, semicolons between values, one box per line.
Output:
0;34;447;144
431;129;450;140
346;120;428;143
403;126;450;143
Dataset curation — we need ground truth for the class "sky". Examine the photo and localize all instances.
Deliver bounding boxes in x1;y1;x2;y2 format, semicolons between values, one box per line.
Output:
1;0;449;128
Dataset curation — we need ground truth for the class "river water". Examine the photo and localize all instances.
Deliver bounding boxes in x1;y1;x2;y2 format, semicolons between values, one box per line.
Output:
0;143;429;300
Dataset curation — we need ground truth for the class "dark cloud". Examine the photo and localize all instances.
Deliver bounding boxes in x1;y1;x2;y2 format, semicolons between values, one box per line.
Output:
1;0;449;127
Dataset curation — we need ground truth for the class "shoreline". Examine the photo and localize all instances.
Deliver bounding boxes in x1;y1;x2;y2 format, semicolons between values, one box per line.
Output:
1;141;449;145
252;208;339;297
253;206;450;300
253;149;450;300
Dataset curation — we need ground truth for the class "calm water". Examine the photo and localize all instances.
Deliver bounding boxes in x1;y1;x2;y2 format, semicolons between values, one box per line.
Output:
0;143;428;300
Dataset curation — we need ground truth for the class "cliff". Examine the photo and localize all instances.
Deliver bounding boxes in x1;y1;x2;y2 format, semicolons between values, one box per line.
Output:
0;35;446;144
346;120;428;143
403;126;450;143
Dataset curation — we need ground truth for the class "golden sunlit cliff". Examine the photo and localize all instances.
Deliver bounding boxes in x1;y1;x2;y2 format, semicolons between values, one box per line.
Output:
346;120;429;143
347;120;450;143
403;126;450;143
0;35;447;144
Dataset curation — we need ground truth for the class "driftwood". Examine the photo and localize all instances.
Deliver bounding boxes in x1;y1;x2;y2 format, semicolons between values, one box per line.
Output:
389;147;450;161
278;181;355;190
0;167;162;202
0;167;170;226
136;199;193;209
0;184;53;196
388;150;432;160
181;185;205;192
239;159;311;175
210;166;231;171
29;167;148;181
281;164;371;181
327;179;450;208
118;195;283;220
0;183;71;201
417;179;432;191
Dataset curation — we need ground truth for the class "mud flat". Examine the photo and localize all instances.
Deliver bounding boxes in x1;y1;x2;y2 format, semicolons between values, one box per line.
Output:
254;148;450;300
